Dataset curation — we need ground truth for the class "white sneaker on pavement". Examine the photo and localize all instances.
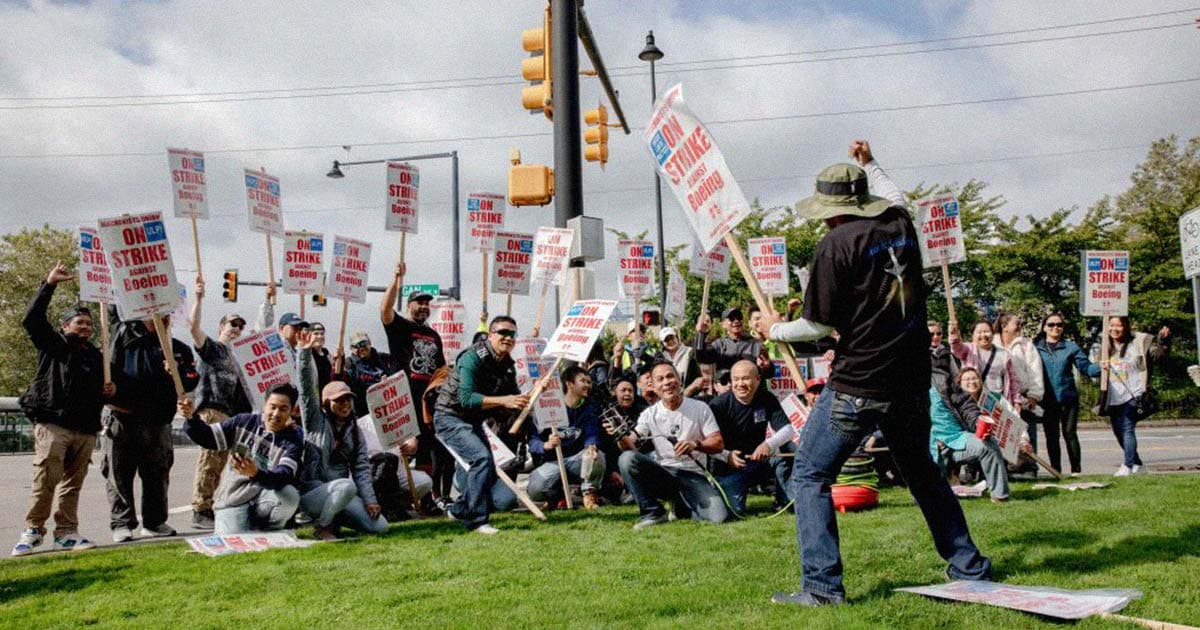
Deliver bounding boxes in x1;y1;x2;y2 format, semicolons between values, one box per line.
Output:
11;528;43;556
473;524;500;535
54;534;95;551
1114;465;1131;477
112;527;133;543
1131;465;1143;474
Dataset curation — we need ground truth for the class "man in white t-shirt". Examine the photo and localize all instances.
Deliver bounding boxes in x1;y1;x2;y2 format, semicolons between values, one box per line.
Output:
615;361;728;529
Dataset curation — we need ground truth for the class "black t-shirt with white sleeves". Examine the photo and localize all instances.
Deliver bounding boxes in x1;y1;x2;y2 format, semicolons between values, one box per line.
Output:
802;206;931;399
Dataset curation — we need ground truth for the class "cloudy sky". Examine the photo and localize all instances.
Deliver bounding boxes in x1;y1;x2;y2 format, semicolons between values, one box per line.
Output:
1;0;1197;346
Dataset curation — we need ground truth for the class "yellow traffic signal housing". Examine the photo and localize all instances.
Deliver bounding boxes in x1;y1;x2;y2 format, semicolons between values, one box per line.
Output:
584;104;609;166
520;5;552;118
311;292;326;306
508;148;555;206
222;269;238;303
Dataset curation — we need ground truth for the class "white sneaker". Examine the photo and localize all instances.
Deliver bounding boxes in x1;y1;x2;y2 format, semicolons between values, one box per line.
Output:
11;528;43;556
1114;465;1131;477
112;527;133;543
1131;465;1143;474
473;524;500;535
140;523;177;538
970;481;988;492
54;534;95;551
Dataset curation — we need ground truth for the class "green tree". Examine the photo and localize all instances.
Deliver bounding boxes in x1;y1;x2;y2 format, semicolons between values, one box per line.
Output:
0;226;80;395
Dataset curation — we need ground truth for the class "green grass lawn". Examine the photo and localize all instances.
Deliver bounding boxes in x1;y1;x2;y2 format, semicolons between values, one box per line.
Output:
3;474;1199;629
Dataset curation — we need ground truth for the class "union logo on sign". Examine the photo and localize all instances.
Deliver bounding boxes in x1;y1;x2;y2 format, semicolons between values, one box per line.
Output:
309;238;323;251
943;201;959;217
265;333;284;352
1087;258;1102;271
771;243;786;255
80;232;94;249
567;304;584;317
144;221;167;242
640;245;654;258
334;243;347;256
519;240;533;253
650;132;670;165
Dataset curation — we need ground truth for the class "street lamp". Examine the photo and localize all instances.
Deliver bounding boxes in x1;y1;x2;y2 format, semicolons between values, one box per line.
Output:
639;30;667;312
325;151;461;300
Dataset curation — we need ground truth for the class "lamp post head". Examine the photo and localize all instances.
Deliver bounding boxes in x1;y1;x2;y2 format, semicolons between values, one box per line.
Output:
638;31;663;62
326;160;345;179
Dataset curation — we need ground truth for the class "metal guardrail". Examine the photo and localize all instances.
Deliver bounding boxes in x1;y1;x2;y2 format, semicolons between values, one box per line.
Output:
0;396;194;453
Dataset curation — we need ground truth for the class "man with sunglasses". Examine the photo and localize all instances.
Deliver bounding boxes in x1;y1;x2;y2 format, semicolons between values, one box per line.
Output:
433;316;528;534
186;274;273;531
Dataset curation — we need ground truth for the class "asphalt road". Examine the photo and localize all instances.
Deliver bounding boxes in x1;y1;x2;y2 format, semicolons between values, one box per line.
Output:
2;423;1198;559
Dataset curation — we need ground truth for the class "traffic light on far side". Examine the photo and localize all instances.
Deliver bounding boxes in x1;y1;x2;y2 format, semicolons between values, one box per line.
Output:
520;5;552;118
311;292;326;306
584;104;609;167
222;269;238;302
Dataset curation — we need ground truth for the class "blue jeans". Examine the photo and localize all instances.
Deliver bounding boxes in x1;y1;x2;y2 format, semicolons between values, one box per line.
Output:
300;478;388;533
213;486;300;535
713;455;794;515
618;451;728;523
435;412;516;530
793;387;992;599
527;450;607;501
1107;401;1143;468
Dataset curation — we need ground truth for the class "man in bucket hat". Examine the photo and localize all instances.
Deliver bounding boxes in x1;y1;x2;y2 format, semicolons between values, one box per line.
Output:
754;140;992;606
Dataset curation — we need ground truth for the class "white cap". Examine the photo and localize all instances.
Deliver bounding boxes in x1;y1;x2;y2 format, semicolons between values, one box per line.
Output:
660;326;677;340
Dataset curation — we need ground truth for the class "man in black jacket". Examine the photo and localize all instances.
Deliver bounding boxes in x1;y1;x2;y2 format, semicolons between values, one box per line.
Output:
12;263;113;556
104;303;199;542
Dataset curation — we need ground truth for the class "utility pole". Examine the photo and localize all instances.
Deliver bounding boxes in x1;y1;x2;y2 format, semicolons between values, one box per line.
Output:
551;0;582;232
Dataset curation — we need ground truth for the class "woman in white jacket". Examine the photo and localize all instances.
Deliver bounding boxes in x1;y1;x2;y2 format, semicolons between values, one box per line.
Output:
994;314;1044;472
1095;317;1168;476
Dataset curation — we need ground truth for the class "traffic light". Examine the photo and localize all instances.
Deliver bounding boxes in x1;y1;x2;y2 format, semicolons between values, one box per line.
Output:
584;104;609;167
508;148;554;207
311;292;326;307
520;5;552;118
642;309;660;327
222;269;238;302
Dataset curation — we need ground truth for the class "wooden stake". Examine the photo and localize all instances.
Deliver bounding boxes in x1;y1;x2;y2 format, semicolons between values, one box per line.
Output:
572;267;581;303
336;300;350;357
550;425;573;509
1099;612;1200;630
1099;317;1112;393
264;234;277;305
190;216;202;276
99;304;111;384
532;284;549;337
700;273;712;319
151;314;185;396
398;451;420;509
397;232;407;311
723;234;807;391
509;356;563;434
505;291;513;317
1027;451;1063;480
494;463;547;521
940;262;957;328
481;252;489;316
299;292;306;320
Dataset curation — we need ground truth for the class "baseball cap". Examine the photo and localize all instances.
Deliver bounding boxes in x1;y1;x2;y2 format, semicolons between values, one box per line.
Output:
626;321;644;335
59;305;92;326
279;312;309;328
219;313;247;327
722;307;743;321
660;326;677;340
321;381;354;404
408;290;434;302
350;331;371;347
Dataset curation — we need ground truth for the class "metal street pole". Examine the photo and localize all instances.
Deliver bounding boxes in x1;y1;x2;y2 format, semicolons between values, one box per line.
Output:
551;0;582;324
640;30;667;311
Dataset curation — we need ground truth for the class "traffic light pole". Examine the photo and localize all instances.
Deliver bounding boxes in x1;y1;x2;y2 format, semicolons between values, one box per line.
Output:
552;0;582;232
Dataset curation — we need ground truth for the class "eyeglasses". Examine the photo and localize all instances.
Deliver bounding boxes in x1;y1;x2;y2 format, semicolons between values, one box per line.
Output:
1045;322;1064;328
491;328;518;338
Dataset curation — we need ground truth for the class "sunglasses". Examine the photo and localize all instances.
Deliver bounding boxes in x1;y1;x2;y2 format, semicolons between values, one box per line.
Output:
352;341;370;349
491;328;518;338
227;321;245;329
1045;322;1064;328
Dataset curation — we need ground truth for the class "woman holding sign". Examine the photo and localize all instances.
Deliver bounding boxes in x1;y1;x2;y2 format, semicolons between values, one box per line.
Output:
1095;317;1169;476
296;333;388;538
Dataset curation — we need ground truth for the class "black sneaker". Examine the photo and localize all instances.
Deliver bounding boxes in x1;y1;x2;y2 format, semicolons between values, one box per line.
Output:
770;591;845;607
192;510;215;531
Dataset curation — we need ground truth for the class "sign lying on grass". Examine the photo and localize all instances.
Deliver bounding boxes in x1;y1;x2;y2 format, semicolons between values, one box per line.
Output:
187;532;315;557
896;581;1142;621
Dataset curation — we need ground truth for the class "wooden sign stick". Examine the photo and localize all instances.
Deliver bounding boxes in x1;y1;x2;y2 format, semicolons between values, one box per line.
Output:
481;252;489;316
700;272;712;320
151;313;185;396
1027;451;1063;480
941;261;957;328
264;234;277;305
509;356;564;434
299;292;306;320
99;304;112;384
397;232;407;311
550;425;573;508
494;464;547;521
506;291;513;317
398;451;420;508
723;234;807;390
531;284;550;337
336;300;350;358
190;216;202;277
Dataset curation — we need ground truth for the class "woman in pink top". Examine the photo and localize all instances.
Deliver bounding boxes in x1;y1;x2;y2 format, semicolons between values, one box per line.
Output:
949;320;1023;411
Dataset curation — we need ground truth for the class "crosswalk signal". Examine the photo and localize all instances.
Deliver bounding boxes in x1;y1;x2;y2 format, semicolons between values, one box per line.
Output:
584;104;609;167
222;269;238;303
520;4;552;118
508;148;554;207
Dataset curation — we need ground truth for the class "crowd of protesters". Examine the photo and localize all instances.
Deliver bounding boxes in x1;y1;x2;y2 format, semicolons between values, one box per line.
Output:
7;140;1180;611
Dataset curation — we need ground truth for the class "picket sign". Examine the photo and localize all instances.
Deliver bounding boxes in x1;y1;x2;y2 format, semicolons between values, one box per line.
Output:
526;359;571;507
491;230;534;317
79;226;114;382
747;236;788;299
439;428;546;521
467;193;505;314
665;270;686;325
168;148;208;275
428;300;468;366
977;391;1034;467
328;235;372;355
530;226;574;336
230;328;294;406
365;371;421;506
1080;250;1130;394
1179;207;1200;367
510;300;618;434
915;194;966;326
689;239;731;318
779;393;810;446
769;359;807;400
245;168;283;303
